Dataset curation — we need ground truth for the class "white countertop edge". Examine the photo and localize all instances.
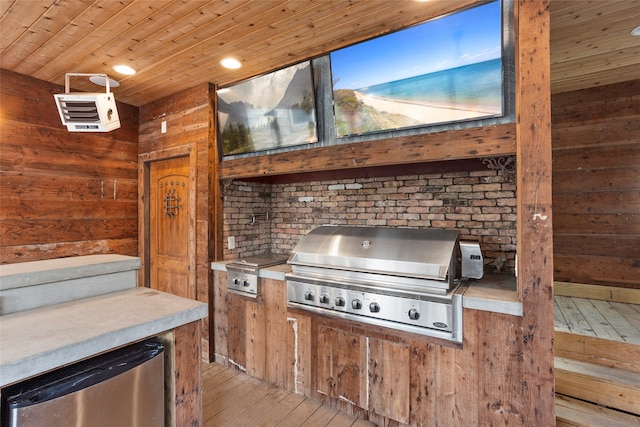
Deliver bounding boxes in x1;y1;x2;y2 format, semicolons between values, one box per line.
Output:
210;261;289;281
0;255;141;291
210;261;230;272
0;290;207;388
260;264;288;281
463;296;523;316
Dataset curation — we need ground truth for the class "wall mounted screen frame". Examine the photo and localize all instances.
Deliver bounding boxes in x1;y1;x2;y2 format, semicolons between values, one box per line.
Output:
217;61;318;156
330;1;505;138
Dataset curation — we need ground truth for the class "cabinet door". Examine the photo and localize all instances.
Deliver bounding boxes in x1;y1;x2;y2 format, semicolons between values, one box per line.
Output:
368;338;410;424
316;326;368;409
227;293;265;378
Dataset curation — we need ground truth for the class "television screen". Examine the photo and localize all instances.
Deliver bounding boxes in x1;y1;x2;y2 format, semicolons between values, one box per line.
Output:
330;1;503;137
217;61;318;156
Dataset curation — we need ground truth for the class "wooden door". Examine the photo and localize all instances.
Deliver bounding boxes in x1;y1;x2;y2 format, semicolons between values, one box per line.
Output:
149;155;193;299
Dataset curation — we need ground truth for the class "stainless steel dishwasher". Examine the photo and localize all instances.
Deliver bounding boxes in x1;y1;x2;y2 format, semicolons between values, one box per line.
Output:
1;339;164;427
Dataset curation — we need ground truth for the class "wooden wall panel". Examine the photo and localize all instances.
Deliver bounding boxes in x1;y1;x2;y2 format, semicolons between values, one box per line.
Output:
264;278;289;389
0;69;139;264
138;82;218;361
213;270;229;365
552;79;640;289
169;321;203;427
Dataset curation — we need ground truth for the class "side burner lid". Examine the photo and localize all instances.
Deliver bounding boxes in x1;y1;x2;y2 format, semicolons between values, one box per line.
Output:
288;226;459;280
228;253;288;270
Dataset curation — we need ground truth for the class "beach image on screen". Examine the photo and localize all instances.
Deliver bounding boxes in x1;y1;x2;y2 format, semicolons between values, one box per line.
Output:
330;1;503;137
217;61;317;156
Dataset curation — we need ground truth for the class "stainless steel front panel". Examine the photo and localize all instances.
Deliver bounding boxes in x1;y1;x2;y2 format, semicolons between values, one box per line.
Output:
4;342;164;427
288;226;459;281
226;268;259;295
287;277;464;342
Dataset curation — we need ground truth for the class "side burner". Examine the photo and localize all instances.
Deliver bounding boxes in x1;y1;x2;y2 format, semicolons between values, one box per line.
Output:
226;253;288;297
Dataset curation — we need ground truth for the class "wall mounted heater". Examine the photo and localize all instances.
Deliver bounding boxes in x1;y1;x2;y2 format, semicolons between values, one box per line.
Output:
54;73;121;132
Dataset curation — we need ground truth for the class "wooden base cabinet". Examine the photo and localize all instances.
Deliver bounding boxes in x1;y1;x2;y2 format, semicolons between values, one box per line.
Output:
315;326;410;424
291;308;526;426
214;271;527;425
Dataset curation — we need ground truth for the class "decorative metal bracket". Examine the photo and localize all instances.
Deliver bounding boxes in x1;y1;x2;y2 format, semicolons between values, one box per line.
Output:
221;179;233;201
161;182;183;218
482;156;516;184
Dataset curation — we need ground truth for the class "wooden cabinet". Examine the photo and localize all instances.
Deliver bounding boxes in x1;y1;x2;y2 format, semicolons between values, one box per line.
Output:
214;271;528;425
214;272;304;391
315;325;410;424
316;326;368;408
368;337;410;423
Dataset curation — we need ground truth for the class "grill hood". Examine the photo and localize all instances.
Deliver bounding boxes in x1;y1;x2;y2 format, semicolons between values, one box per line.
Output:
288;225;460;281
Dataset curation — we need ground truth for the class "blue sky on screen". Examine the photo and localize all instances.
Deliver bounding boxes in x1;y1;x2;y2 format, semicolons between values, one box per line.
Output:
331;1;502;90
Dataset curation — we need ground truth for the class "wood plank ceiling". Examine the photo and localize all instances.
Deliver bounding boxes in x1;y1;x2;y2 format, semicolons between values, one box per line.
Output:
1;0;639;107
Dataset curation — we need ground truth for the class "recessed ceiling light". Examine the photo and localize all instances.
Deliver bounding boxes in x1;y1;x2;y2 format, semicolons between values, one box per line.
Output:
220;58;242;69
112;64;137;75
631;25;640;37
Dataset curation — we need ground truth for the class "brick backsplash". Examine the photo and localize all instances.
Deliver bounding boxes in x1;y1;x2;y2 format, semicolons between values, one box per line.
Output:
222;169;516;273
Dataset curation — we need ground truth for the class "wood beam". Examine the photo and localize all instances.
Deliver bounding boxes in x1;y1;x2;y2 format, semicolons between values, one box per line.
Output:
516;0;555;424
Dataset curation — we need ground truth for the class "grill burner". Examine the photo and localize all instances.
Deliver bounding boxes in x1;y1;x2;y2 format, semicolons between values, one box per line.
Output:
286;226;483;342
226;253;288;297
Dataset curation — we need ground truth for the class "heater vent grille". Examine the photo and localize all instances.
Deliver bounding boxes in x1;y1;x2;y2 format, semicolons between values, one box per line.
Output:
58;101;102;122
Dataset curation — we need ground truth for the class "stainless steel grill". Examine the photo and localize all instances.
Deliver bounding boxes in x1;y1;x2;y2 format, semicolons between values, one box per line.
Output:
286;225;483;342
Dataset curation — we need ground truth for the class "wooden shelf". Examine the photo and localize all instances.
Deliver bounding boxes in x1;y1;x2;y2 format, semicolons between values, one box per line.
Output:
219;123;516;180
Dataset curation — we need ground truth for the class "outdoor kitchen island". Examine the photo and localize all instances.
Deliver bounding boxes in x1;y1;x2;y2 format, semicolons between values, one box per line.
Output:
0;255;208;426
211;260;522;425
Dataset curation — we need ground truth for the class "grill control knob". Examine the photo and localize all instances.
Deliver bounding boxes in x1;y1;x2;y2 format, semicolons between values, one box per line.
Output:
242;280;251;287
369;302;381;313
352;299;362;310
233;277;241;285
319;294;330;304
335;297;346;307
304;291;314;301
408;308;420;320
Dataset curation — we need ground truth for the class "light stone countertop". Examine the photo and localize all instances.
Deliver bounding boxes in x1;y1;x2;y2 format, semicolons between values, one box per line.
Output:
211;262;522;316
0;254;140;291
0;287;207;388
462;273;522;316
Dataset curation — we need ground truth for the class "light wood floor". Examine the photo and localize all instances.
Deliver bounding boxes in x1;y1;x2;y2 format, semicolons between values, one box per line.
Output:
554;295;640;344
201;362;377;427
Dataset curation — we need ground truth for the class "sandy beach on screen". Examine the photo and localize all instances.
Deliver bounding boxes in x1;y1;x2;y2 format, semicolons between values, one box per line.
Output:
355;91;500;123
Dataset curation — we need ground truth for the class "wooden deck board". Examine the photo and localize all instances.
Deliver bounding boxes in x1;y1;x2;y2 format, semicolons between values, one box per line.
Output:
590;300;640;344
572;298;622;341
201;362;376;427
556;394;640;427
554;295;640;344
556;296;597;336
555;299;571;333
250;392;307;427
